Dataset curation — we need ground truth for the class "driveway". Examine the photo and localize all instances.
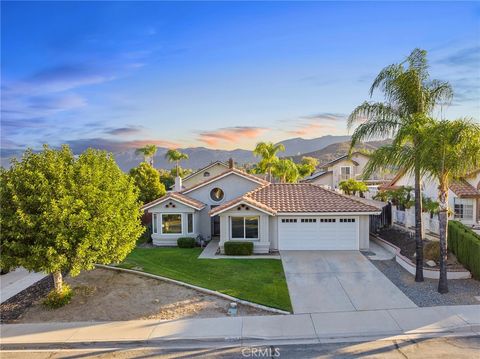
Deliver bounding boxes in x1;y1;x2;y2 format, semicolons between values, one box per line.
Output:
281;251;416;314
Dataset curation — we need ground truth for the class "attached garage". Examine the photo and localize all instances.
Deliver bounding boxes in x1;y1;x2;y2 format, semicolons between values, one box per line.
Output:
278;216;359;250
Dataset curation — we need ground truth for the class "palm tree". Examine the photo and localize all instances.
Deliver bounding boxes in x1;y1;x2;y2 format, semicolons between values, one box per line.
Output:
273;158;299;183
253;142;286;182
348;48;453;282
165;149;189;175
135;145;157;167
419;119;480;293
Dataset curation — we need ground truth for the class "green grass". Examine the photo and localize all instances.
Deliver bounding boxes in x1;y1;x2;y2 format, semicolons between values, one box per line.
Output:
118;247;292;312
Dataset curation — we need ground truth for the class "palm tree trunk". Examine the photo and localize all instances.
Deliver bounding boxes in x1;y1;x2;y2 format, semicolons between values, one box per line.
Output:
414;163;424;282
53;271;63;293
438;182;449;294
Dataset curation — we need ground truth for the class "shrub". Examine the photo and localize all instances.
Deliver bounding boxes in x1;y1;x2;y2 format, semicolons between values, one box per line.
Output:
448;220;480;279
177;237;195;248
224;241;254;256
424;241;440;262
43;284;73;309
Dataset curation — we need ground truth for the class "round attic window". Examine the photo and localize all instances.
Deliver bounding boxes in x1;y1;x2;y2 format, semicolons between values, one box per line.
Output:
210;187;224;202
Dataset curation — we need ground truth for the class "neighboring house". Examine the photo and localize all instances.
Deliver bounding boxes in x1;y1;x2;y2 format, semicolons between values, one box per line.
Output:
142;168;381;253
175;160;230;190
303;152;390;190
382;170;480;226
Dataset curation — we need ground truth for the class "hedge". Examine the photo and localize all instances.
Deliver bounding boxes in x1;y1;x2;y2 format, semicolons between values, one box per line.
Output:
177;237;196;248
224;241;254;256
448;220;480;279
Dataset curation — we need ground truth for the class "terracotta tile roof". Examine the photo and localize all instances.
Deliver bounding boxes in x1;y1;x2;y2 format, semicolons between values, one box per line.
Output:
210;183;381;216
142;192;206;211
181;168;269;194
450;179;480;198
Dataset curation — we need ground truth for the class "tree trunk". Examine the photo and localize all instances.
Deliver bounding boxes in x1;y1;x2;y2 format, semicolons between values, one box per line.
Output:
438;182;449;294
414;163;424;282
53;271;63;293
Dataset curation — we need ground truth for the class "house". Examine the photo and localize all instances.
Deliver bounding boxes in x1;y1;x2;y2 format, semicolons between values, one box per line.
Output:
382;170;480;225
303;152;390;190
174;160;230;190
142;167;381;253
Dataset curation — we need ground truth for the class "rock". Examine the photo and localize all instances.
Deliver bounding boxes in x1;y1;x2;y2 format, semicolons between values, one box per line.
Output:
426;260;436;267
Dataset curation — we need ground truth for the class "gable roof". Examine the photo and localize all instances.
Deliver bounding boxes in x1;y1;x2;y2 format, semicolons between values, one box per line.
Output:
141;192;206;211
181;168;269;195
302;170;332;182
450;179;480;198
182;161;229;181
319;151;368;168
210;183;381;216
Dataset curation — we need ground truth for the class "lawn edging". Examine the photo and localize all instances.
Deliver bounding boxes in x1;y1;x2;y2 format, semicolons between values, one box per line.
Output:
371;234;471;280
96;264;291;315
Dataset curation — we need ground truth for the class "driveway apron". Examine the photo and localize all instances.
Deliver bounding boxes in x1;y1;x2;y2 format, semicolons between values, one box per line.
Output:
281;250;417;314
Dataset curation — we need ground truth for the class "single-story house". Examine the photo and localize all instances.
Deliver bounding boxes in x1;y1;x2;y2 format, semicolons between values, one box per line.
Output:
142;167;381;253
381;169;480;225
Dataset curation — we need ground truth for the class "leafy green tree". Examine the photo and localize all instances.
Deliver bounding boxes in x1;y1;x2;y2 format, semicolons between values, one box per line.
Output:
0;145;144;296
297;156;319;178
418;119;480;293
170;166;193;178
129;162;166;204
339;178;369;196
135;144;157;166
348;48;453;282
253;142;286;182
273;158;299;183
165;149;189;174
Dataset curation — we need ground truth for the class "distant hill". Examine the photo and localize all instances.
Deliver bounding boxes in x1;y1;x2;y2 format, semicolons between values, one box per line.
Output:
277;135;351;156
288;139;392;167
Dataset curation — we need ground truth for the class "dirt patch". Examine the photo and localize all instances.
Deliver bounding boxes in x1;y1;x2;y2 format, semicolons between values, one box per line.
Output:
6;268;274;323
377;228;464;270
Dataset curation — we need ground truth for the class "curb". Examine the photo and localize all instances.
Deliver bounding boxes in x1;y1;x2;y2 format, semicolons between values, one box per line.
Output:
96;264;291;315
371;235;471;280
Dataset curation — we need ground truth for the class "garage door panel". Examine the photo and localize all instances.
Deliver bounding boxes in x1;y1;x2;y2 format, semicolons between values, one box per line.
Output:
278;216;358;250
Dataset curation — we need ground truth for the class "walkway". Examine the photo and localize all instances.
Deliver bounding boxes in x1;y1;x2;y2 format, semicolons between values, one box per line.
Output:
1;268;47;304
281;251;416;314
1;305;478;347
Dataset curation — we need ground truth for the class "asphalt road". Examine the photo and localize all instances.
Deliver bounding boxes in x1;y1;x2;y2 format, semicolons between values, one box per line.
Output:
2;336;479;358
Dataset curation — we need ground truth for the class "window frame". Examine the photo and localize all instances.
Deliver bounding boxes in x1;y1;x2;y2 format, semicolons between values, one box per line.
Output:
454;199;474;220
230;216;259;240
210;187;225;202
340;166;352;181
187;213;194;234
152;213;158;233
160;213;183;235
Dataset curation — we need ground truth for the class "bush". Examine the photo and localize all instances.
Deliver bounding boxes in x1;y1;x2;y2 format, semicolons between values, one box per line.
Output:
224;241;254;256
43;284;73;309
177;237;196;248
423;241;440;262
448;220;480;279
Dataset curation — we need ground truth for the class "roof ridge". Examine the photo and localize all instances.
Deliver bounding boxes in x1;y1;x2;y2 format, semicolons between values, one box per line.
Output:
307;183;381;211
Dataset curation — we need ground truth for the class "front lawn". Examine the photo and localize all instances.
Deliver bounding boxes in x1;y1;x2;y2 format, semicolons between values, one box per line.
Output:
118;247;292;312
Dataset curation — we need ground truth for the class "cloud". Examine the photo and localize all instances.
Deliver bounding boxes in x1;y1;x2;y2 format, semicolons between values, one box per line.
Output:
437;46;480;68
300;113;347;122
66;138;180;154
197;127;267;146
105;126;143;136
288;122;339;137
284;114;347;137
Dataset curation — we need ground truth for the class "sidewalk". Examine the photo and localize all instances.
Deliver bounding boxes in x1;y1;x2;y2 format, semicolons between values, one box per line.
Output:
1;305;478;348
0;268;47;304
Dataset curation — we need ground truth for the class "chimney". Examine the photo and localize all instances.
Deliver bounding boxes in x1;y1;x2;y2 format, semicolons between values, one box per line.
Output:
174;176;182;192
228;158;234;169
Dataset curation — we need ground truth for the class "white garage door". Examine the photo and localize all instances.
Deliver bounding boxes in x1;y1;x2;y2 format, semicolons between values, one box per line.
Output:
278;216;359;250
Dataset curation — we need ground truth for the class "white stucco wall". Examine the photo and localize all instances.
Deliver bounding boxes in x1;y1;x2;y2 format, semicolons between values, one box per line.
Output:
359;215;370;250
310;172;334;187
182;163;229;189
184;173;264;240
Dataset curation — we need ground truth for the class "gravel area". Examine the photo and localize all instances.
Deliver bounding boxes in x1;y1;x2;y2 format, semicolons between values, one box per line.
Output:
371;259;480;307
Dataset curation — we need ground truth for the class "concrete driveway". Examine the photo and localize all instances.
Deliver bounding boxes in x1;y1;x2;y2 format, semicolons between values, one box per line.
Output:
281;251;417;314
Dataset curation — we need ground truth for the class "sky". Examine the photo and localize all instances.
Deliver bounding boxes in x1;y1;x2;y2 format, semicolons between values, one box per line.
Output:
1;1;479;155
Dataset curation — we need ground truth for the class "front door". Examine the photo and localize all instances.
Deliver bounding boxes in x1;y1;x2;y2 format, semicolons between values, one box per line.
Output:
211;205;220;237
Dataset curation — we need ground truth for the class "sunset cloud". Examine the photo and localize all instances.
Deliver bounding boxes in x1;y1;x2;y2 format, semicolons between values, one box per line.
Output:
197;126;267;147
288;122;339;137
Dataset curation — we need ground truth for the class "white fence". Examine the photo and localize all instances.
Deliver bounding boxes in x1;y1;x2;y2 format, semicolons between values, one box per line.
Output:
392;206;440;236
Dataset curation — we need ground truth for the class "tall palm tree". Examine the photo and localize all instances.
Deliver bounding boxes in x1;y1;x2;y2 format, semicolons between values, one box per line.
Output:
419;119;480;293
348;48;453;282
165;149;189;175
273;158;299;183
135;145;157;167
253;142;286;182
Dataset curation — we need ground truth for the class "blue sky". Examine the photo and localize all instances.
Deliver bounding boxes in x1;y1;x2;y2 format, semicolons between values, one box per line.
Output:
2;1;479;154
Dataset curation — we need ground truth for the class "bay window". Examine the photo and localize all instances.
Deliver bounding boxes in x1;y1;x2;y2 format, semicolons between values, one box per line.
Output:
161;214;182;234
187;213;194;233
231;216;259;239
